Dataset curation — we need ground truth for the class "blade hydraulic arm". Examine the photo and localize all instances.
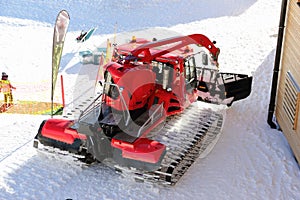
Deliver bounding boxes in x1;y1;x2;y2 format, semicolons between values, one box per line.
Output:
130;34;220;64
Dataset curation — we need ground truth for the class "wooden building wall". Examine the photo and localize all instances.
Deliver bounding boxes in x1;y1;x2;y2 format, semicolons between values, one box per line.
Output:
275;0;300;161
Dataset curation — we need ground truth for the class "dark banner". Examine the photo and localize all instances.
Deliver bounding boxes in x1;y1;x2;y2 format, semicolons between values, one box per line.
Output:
51;10;70;102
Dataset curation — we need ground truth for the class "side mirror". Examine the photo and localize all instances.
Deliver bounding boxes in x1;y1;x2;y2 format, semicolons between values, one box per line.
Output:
202;53;208;65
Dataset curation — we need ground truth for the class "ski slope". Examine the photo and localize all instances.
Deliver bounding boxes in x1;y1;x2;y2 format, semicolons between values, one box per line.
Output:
1;0;300;199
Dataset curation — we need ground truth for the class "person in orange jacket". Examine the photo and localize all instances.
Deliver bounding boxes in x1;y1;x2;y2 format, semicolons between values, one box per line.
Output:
0;72;16;108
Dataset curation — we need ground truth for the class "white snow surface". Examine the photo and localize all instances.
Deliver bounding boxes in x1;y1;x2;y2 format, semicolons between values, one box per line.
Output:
1;0;300;199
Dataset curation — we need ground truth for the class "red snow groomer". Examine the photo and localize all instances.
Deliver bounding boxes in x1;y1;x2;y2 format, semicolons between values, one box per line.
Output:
34;34;252;185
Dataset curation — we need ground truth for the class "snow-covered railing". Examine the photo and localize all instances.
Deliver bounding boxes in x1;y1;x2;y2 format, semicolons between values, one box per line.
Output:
137;103;164;138
78;93;103;124
103;82;131;126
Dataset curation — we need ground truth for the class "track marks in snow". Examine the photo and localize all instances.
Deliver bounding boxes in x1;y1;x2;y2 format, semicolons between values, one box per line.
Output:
0;143;84;199
0;115;48;161
0;136;161;200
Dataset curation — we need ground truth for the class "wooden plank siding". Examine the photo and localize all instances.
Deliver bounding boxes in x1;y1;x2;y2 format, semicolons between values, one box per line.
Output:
275;0;300;162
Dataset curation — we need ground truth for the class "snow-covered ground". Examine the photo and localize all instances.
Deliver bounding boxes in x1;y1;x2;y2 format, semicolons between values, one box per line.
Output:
1;0;300;199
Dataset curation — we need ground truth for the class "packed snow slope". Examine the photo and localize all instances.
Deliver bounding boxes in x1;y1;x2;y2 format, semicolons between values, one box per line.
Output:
1;0;300;199
1;0;257;32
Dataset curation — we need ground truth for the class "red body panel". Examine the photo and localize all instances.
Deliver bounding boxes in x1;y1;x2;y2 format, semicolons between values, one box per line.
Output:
41;119;86;144
112;138;166;164
110;108;167;164
105;66;156;111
